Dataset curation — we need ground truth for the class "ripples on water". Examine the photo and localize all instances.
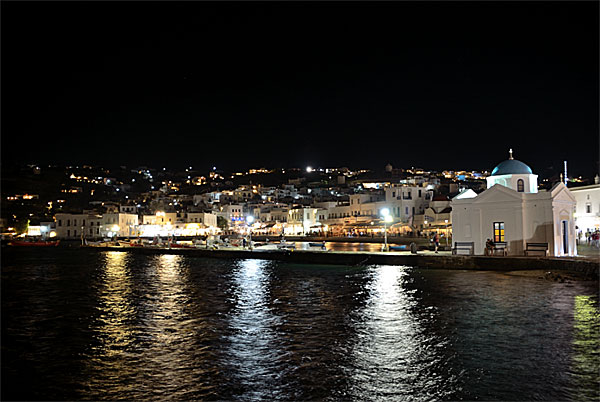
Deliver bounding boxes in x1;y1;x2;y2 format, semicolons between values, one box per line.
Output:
2;248;599;400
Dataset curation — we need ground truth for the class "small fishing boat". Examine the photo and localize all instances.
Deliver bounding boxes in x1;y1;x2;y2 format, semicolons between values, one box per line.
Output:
168;242;195;249
308;242;326;248
389;245;408;251
8;239;60;247
277;241;296;250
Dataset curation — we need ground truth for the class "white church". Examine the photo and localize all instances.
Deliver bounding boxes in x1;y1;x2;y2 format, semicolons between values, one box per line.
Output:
451;150;577;257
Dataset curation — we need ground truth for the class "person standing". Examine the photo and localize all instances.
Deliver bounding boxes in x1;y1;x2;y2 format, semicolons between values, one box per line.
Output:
433;232;440;253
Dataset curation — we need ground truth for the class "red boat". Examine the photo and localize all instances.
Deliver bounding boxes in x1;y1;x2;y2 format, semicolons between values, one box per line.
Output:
8;239;60;247
168;242;195;249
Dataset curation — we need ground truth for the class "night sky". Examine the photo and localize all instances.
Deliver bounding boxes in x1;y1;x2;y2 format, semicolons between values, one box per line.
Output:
2;2;598;176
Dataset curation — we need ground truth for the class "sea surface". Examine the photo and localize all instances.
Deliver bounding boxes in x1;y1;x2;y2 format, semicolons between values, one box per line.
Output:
2;248;599;401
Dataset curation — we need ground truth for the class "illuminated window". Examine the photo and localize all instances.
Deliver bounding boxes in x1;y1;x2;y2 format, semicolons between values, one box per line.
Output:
517;179;524;192
493;222;505;242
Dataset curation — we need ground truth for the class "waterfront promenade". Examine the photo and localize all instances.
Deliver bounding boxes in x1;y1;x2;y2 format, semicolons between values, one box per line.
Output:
89;244;599;278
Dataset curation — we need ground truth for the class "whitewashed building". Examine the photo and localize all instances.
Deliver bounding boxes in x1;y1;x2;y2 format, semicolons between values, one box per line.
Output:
101;213;139;237
55;213;102;239
570;183;600;235
451;151;577;256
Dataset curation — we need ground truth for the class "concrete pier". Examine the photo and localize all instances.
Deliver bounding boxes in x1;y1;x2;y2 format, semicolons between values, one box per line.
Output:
89;246;599;277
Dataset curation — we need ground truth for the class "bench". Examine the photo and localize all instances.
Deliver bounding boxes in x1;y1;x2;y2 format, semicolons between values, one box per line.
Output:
492;241;508;256
525;242;548;256
452;241;474;255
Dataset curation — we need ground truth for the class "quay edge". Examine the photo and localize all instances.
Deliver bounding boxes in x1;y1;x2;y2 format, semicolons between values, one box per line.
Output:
89;247;599;277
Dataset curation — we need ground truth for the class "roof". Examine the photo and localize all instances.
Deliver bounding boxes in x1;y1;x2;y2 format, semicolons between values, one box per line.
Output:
491;159;533;176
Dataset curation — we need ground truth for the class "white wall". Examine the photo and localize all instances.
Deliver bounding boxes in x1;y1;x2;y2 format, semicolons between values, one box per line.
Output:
571;185;600;234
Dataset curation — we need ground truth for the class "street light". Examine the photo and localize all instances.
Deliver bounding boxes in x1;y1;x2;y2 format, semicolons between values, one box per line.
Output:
444;219;449;246
380;208;392;251
246;216;254;249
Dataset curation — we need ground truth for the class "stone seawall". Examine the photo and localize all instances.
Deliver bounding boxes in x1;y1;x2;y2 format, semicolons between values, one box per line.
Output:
91;247;599;277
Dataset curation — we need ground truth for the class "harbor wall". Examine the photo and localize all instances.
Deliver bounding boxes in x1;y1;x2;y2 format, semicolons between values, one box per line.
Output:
90;247;599;277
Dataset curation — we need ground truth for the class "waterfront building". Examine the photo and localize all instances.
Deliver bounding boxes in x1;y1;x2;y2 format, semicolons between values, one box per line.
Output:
55;213;103;239
186;212;217;228
451;151;577;256
100;213;139;237
216;204;246;227
413;195;452;235
570;184;600;235
286;207;319;235
384;184;432;222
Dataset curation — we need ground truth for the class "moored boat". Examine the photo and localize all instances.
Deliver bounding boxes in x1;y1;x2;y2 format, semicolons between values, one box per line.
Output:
8;239;60;247
389;245;408;251
277;241;296;250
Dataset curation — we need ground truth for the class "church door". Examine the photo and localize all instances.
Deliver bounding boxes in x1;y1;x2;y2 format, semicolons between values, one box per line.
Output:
562;220;569;255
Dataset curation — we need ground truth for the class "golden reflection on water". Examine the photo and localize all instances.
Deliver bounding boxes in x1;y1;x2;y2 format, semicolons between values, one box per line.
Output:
571;295;600;400
85;252;197;399
151;254;189;345
96;251;135;356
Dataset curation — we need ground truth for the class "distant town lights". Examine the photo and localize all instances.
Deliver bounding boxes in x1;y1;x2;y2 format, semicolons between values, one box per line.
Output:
306;166;313;173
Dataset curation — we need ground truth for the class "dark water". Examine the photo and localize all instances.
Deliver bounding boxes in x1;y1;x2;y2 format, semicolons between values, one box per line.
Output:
2;248;599;401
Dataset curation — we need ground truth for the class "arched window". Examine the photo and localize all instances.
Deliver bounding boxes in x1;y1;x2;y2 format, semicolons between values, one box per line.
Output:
517;179;524;192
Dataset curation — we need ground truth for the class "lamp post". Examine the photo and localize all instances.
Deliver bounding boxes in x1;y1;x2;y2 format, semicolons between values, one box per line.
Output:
444;219;449;246
246;216;254;249
381;208;392;252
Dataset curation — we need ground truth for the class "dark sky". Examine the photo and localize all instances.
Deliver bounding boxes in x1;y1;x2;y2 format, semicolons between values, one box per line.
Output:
2;1;598;176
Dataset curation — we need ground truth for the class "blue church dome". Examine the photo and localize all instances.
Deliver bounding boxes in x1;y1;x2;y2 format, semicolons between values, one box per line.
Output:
491;159;533;176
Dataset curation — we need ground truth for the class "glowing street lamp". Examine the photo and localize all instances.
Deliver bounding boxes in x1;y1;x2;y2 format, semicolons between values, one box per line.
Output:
380;208;392;251
444;219;449;246
246;216;254;249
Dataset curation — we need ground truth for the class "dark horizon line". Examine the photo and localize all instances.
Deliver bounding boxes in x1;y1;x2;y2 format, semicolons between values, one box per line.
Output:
3;160;597;179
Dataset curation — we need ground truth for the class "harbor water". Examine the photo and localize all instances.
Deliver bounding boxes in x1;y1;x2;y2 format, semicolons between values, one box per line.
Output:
2;248;599;400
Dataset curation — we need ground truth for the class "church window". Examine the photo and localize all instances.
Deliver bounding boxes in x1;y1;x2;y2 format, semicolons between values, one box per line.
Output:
493;222;505;242
517;179;524;192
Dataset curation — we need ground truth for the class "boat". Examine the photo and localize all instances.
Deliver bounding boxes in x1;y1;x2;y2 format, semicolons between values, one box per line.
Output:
389;245;408;251
168;242;195;249
277;241;296;250
8;239;60;247
308;241;326;248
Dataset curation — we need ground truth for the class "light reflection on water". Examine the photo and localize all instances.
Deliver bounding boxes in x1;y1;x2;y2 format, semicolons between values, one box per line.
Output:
1;248;598;401
349;266;457;400
571;295;600;401
225;259;287;400
94;251;135;357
